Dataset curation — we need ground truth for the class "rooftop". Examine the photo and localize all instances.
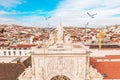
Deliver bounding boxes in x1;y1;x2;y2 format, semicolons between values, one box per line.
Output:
90;55;120;79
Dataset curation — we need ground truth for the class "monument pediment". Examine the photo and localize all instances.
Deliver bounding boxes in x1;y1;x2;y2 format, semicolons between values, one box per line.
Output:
48;44;72;51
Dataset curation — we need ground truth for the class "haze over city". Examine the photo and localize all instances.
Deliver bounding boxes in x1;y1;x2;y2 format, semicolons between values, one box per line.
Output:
0;0;120;27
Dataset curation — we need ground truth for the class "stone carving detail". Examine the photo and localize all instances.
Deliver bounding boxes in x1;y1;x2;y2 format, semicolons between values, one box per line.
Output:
18;66;33;80
49;57;75;73
37;56;86;80
56;25;64;43
38;67;45;80
32;57;101;80
87;66;103;80
18;56;103;80
51;75;71;80
64;34;72;44
76;57;86;79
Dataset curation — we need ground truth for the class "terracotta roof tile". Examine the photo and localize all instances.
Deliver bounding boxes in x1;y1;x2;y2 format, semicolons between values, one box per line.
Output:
95;62;120;79
90;56;120;79
105;55;120;59
10;44;37;48
23;56;31;68
0;63;25;80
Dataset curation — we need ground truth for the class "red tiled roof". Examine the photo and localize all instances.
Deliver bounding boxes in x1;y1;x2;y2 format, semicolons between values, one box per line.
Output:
105;55;120;59
10;44;37;48
0;56;32;80
112;38;120;42
90;56;120;79
17;44;37;48
95;62;120;79
23;56;31;68
100;48;120;50
0;38;7;41
0;63;25;80
91;55;120;60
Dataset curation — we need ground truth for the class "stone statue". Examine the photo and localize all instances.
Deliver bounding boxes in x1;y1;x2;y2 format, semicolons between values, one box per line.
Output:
18;66;33;80
24;66;32;77
56;24;64;43
88;66;103;80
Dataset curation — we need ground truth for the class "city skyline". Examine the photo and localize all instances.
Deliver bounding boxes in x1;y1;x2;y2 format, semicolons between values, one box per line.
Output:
0;0;120;27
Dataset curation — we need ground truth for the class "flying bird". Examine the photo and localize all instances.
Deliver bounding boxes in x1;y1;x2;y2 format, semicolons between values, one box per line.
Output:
85;22;89;28
86;22;89;26
87;12;97;18
44;16;51;20
48;23;51;26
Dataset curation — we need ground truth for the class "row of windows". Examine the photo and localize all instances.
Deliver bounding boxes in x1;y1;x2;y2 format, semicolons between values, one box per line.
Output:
3;51;27;56
7;48;30;50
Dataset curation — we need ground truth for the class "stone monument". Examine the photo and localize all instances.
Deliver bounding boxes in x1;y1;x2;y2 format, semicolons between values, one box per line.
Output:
18;26;103;80
56;24;64;44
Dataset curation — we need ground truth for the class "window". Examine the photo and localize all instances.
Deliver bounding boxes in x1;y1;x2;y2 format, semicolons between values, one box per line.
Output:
8;51;11;55
7;48;10;50
25;53;27;55
24;48;27;50
4;51;6;55
19;51;22;55
13;51;16;55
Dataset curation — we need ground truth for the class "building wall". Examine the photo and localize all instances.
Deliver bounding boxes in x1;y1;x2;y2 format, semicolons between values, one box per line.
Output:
0;50;31;56
0;49;32;63
32;54;88;80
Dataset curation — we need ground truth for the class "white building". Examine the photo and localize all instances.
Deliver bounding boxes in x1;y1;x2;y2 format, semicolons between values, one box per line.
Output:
0;44;37;63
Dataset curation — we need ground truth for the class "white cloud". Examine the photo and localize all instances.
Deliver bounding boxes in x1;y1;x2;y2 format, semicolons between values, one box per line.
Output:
0;0;120;27
0;17;18;25
0;17;15;22
0;10;9;15
0;0;22;8
49;0;120;27
0;9;50;16
0;15;47;27
0;9;51;27
103;0;120;8
0;10;18;15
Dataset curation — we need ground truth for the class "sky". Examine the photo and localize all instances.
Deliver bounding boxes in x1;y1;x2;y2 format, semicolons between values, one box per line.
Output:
0;0;120;27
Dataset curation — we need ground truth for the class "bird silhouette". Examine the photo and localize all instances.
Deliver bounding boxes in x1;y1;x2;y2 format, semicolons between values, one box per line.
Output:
86;22;89;26
87;12;97;18
44;16;51;20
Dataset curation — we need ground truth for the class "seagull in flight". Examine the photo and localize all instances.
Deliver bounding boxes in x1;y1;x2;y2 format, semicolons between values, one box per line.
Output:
85;22;89;28
44;16;51;20
48;23;50;26
86;22;89;26
87;12;97;18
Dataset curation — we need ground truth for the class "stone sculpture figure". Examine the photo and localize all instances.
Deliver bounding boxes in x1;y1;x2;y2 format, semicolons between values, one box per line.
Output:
56;24;64;43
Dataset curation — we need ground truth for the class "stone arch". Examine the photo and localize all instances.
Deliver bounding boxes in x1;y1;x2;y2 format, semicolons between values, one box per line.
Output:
46;72;76;80
50;75;70;80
